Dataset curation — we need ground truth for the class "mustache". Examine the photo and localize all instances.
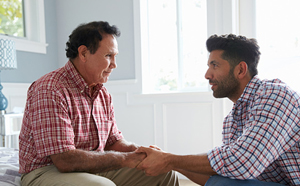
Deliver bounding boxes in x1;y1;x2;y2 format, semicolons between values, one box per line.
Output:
209;80;218;84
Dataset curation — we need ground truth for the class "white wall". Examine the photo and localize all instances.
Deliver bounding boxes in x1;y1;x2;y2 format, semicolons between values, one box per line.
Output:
104;80;233;153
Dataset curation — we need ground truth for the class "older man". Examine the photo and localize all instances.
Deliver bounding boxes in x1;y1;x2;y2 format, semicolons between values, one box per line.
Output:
19;21;178;186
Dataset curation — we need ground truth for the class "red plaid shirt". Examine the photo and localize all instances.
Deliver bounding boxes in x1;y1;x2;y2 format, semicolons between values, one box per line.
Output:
208;76;300;185
19;61;123;174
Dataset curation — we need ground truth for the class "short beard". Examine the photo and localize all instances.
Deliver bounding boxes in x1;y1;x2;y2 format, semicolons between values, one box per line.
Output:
211;68;240;99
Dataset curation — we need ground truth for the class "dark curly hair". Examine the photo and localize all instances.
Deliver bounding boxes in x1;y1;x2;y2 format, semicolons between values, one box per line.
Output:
206;34;261;77
66;21;121;59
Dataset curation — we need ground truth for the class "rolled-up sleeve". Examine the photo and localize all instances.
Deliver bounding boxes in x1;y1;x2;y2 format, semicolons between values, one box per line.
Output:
208;84;300;180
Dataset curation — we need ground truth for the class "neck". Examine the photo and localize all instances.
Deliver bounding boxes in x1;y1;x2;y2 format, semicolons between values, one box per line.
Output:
70;58;92;85
230;76;252;103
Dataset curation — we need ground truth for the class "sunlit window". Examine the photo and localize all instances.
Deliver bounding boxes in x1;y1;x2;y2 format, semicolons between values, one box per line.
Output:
0;0;24;37
0;0;47;54
143;0;207;93
256;0;300;92
140;0;299;94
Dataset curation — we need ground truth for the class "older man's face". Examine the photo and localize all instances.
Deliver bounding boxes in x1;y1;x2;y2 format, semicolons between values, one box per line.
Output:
84;34;119;86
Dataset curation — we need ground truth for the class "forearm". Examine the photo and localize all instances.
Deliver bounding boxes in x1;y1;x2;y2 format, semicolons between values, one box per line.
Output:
168;154;216;175
50;149;142;173
105;139;139;152
176;169;211;186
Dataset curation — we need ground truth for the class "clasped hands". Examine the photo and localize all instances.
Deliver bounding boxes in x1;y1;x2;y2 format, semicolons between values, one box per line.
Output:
133;145;172;176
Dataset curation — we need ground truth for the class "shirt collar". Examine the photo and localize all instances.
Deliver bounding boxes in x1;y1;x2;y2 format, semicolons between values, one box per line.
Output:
236;75;261;105
64;61;89;92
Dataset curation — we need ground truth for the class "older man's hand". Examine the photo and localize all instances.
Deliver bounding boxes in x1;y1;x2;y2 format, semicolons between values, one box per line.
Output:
135;146;172;176
122;151;146;169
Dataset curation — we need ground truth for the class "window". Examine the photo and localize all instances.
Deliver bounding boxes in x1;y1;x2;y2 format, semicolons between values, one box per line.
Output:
139;0;208;93
0;0;25;37
136;0;300;94
255;0;300;92
0;0;47;54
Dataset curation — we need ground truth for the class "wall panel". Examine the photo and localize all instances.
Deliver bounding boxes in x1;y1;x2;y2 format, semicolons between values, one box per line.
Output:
163;102;213;154
1;82;232;158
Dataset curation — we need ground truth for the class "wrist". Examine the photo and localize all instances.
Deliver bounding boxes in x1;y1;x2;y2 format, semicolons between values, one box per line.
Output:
120;152;139;168
129;143;139;152
120;152;129;167
165;153;177;171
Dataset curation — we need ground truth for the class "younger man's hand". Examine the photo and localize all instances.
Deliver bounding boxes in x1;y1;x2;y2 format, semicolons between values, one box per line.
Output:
135;146;172;176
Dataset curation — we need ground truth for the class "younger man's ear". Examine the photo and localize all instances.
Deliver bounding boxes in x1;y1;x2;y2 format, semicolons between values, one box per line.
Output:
236;61;248;79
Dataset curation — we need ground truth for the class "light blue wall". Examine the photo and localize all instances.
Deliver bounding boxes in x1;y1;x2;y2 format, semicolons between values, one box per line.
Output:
56;0;136;80
2;0;136;83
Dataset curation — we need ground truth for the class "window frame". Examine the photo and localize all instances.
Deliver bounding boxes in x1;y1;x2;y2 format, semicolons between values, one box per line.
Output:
0;0;48;54
134;0;248;94
240;0;300;92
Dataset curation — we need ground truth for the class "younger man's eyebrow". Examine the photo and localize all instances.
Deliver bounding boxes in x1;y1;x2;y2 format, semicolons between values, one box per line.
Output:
208;60;219;66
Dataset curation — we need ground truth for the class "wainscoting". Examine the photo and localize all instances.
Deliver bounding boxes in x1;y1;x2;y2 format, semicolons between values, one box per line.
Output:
104;80;232;152
1;83;30;114
0;83;31;149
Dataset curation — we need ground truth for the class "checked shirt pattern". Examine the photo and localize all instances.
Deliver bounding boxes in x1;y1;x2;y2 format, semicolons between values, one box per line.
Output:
208;76;300;185
19;61;123;174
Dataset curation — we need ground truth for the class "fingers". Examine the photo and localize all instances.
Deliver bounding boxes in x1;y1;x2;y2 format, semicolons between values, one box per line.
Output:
135;146;148;154
135;148;159;175
134;145;166;176
135;145;162;154
135;152;147;171
149;145;162;151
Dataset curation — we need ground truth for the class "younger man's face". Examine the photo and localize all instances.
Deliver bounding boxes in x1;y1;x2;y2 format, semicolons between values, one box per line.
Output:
205;50;240;100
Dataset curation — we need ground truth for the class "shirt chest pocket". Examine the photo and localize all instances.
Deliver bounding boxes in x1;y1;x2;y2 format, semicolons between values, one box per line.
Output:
94;117;114;150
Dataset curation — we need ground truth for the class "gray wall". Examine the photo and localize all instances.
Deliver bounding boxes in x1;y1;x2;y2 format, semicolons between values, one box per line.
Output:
2;0;58;83
2;0;136;83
